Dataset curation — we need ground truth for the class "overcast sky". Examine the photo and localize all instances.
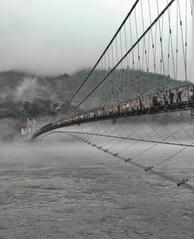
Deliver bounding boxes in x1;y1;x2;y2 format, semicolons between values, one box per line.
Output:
0;0;133;75
0;0;192;78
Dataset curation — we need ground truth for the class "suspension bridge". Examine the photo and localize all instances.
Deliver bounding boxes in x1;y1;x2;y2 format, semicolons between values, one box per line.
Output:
31;0;194;192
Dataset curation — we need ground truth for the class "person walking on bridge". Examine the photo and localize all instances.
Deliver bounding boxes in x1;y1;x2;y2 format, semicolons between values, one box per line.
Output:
176;88;182;103
169;90;174;104
152;94;158;107
189;89;194;101
162;94;168;106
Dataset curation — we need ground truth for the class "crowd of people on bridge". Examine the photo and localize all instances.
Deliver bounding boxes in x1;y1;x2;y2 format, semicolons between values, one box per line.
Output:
39;84;194;133
72;84;194;121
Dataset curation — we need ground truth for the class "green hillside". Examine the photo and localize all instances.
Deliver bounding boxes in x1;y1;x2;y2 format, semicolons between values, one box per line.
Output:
0;69;189;120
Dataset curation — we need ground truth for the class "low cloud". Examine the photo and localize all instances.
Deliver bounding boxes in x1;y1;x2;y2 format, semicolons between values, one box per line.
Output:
15;77;38;101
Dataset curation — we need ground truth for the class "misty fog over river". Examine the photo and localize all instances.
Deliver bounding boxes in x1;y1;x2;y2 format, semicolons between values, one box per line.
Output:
0;129;194;238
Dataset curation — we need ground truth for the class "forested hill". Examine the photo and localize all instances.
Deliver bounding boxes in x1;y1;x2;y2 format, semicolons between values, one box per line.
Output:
0;69;189;120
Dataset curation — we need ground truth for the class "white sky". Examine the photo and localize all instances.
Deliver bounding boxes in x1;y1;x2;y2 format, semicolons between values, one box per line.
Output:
0;0;132;75
0;0;192;78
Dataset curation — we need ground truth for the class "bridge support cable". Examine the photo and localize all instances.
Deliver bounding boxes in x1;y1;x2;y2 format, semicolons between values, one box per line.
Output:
124;123;194;164
155;145;188;166
66;114;188;156
68;132;194;193
60;130;194;149
100;120;152;153
66;121;187;155
101;126;128;151
41;0;192;126
140;0;149;73
68;0;178;117
42;0;192;126
31;1;193;147
123;24;130;98
145;115;189;144
67;0;140;105
111;117;169;155
166;0;176;79
78;120;120;150
67;107;194;152
41;127;193;170
175;0;179;80
128;14;135;71
185;0;188;82
177;0;187;82
134;8;141;70
66;115;164;154
38;115;194;193
156;0;166;88
64;113;194;167
59;0;192;119
95;129;119;150
148;0;156;73
110;130;157;157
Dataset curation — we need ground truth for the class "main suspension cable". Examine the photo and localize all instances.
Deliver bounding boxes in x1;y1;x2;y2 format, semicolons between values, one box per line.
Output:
67;0;140;104
68;0;176;117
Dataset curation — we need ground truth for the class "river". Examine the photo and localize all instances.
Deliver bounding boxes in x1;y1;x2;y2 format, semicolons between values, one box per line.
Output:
0;134;193;238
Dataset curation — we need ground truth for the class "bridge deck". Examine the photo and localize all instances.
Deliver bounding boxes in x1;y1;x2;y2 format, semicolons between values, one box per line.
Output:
32;101;193;139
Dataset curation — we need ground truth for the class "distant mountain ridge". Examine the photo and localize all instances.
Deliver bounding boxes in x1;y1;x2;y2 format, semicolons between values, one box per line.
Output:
0;69;190;119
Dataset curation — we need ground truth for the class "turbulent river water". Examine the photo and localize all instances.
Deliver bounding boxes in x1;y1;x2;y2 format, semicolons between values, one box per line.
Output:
0;131;194;238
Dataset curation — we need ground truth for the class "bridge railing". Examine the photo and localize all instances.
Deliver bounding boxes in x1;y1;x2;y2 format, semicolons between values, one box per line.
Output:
31;83;194;139
72;82;193;120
